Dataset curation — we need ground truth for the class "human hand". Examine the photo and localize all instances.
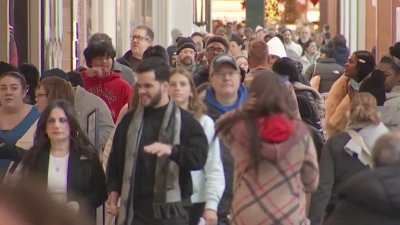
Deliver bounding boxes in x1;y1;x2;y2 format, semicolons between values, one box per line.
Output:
203;209;218;225
66;201;80;213
86;67;103;77
144;142;172;157
106;198;119;216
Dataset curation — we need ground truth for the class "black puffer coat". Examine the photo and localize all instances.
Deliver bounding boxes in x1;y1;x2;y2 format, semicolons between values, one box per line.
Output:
325;165;400;225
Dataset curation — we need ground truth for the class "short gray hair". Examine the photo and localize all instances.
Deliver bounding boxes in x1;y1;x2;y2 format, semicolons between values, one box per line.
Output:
372;132;400;167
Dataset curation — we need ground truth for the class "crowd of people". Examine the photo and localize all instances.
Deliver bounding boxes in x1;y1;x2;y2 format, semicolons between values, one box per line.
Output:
1;21;400;225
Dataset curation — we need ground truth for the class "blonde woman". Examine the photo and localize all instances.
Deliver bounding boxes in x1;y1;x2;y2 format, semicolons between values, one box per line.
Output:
309;93;389;224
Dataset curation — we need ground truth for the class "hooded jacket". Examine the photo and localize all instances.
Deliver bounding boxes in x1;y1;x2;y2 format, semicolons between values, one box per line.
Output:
304;58;343;93
332;45;350;67
380;86;400;130
218;114;319;225
81;71;133;122
324;165;400;225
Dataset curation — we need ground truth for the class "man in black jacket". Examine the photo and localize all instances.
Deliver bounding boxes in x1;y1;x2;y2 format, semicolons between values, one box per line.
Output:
107;57;208;225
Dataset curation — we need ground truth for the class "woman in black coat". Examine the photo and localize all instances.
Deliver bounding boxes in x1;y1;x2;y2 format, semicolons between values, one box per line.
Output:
0;100;107;219
308;93;389;225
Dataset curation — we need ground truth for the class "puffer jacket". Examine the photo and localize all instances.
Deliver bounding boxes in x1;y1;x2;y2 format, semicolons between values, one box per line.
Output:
324;165;400;225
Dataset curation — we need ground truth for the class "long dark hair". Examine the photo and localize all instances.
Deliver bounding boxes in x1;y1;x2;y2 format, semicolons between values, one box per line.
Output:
216;70;295;171
22;100;99;173
272;57;300;83
353;50;376;82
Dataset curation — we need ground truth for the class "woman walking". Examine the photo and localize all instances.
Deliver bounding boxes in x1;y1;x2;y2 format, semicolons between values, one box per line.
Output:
216;70;319;225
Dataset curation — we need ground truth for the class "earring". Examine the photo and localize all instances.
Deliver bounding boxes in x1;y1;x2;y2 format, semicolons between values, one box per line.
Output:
69;131;78;140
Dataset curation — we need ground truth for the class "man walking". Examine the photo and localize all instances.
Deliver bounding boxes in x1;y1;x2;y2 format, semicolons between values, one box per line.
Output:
107;57;208;225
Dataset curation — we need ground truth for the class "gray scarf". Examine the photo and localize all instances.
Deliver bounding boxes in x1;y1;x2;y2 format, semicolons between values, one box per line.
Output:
176;59;197;73
117;101;185;225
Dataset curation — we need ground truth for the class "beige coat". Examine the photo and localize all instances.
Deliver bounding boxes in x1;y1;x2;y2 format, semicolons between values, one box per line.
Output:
324;75;350;138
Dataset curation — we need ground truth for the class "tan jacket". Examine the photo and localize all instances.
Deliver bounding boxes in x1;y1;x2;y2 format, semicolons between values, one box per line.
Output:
324;75;350;138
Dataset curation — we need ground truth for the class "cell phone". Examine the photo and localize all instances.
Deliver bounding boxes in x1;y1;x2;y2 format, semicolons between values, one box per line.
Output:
349;79;360;91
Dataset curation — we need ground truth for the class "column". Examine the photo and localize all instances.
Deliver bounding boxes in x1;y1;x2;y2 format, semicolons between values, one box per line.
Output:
246;0;265;30
376;0;392;61
62;0;72;71
153;0;168;46
0;0;10;62
28;0;41;70
167;0;194;43
99;0;116;45
365;0;376;54
357;0;366;51
340;0;359;53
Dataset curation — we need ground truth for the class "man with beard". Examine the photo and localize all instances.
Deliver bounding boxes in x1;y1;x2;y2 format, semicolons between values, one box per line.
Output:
297;26;312;48
282;28;303;58
107;57;208;225
175;37;198;73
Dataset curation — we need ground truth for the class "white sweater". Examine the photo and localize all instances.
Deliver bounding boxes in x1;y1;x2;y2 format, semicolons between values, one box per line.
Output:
191;115;225;211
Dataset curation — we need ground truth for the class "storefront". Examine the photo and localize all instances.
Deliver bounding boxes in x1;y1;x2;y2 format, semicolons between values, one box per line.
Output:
0;0;197;73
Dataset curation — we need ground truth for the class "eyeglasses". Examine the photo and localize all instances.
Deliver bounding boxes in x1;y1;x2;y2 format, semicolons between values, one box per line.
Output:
130;35;150;41
206;47;225;54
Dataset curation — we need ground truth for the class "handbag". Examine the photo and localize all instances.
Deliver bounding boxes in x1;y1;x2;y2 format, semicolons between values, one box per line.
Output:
309;63;321;91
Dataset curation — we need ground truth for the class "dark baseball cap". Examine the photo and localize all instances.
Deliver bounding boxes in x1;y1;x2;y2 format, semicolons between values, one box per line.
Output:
209;54;238;75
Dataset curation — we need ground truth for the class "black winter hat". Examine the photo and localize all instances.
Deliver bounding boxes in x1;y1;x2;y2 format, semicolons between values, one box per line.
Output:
176;37;196;55
41;68;69;81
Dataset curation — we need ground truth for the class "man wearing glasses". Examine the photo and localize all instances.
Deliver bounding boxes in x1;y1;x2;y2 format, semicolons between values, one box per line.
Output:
117;25;154;72
193;36;229;87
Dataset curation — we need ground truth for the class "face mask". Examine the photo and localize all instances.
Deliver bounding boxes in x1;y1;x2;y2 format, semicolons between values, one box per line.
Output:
349;78;360;92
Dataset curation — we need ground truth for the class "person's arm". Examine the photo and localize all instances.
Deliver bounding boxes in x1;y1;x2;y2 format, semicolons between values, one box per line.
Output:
304;63;315;81
106;114;131;194
107;191;120;216
102;105;128;170
308;136;336;225
169;114;208;170
145;112;209;170
0;137;26;160
300;132;319;192
80;158;108;209
200;116;225;224
81;67;103;78
96;99;115;150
